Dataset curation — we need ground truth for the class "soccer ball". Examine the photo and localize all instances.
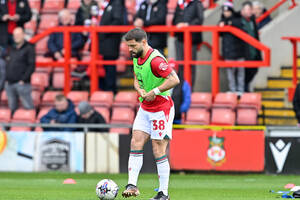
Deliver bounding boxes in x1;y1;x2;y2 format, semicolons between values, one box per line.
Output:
96;179;119;200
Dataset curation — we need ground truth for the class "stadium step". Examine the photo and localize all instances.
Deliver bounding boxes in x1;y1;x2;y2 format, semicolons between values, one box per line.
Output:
254;88;285;99
258;116;297;126
281;66;300;78
267;77;294;88
259;107;295;117
254;62;300;126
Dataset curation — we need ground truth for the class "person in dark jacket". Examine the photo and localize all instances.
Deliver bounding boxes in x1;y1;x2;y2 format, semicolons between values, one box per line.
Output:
0;0;32;48
0;47;6;93
219;1;245;94
293;83;300;125
240;1;262;92
40;94;77;132
5;27;34;113
47;9;85;60
253;1;271;30
77;101;108;132
172;0;204;90
97;0;126;93
75;0;98;26
134;0;167;54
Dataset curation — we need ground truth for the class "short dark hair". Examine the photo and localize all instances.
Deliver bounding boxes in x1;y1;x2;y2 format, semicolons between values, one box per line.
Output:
55;94;67;101
124;28;147;42
242;1;253;8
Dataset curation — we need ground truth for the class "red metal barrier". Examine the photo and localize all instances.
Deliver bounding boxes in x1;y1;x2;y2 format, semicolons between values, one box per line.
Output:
256;0;297;24
282;37;300;101
30;25;270;96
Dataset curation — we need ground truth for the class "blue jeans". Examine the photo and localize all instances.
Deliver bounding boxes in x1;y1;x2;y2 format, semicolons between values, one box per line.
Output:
0;58;5;91
5;82;34;113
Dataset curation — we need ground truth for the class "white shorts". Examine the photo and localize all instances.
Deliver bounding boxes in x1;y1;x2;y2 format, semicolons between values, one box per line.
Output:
133;106;175;140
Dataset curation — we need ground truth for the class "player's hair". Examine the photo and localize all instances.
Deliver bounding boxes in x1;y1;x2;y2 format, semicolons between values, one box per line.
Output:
55;94;67;101
124;28;147;42
242;1;253;8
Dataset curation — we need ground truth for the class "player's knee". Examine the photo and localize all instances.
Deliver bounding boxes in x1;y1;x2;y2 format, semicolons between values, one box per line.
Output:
130;137;144;150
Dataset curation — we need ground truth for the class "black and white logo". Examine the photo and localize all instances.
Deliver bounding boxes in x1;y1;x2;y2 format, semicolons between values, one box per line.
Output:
40;139;70;171
269;139;291;173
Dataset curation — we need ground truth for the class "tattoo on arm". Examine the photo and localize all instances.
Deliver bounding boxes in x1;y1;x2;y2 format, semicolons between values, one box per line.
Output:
166;70;178;79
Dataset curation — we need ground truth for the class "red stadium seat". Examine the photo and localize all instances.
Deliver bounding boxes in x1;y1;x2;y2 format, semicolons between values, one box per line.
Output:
35;36;49;54
38;14;58;31
31;90;41;107
11;109;36;131
52;72;73;89
67;0;81;11
113;91;138;109
236;108;258;125
0;91;8;107
213;93;238;109
41;91;63;107
94;107;110;123
184;108;210;125
211;109;236;125
238;93;262;110
10;127;32;131
190;92;212;109
0;108;11;122
31;72;49;92
110;107;134;134
28;0;41;11
90;91;114;108
42;0;65;13
111;107;135;124
35;57;53;74
67;91;89;105
236;93;261;125
110;128;130;134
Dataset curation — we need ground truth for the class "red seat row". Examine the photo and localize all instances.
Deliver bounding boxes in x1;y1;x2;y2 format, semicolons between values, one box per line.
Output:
185;92;261;125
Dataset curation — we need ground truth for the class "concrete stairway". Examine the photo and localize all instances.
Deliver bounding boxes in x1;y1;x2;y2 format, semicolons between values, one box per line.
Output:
255;58;300;126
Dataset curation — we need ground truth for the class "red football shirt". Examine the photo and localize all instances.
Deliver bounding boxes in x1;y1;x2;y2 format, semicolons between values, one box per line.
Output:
137;48;174;113
8;1;17;34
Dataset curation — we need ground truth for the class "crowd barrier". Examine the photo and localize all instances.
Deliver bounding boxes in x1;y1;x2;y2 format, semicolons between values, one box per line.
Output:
0;125;299;174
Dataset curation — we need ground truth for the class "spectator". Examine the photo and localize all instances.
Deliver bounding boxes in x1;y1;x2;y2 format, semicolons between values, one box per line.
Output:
293;83;300;125
0;47;6;93
172;75;191;124
240;1;261;92
5;27;34;113
40;94;77;132
47;9;85;60
253;1;271;30
75;0;98;26
0;0;32;48
97;0;127;93
77;101;108;132
134;0;167;54
172;0;204;90
219;1;245;94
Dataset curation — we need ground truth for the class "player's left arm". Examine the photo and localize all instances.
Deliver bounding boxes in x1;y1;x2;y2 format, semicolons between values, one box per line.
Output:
144;70;180;101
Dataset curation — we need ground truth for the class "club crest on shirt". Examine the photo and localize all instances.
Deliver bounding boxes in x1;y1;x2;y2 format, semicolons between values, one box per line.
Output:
159;62;168;71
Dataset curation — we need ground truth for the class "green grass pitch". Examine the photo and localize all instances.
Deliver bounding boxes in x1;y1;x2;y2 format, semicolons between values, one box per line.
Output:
0;172;299;200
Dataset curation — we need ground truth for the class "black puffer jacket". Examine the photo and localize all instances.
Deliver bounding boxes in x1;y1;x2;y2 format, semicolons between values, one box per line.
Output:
220;14;245;60
135;0;167;49
98;0;125;59
172;0;204;44
0;0;32;47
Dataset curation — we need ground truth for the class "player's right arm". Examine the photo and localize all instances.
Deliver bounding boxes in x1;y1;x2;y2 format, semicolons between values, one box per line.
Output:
134;73;146;98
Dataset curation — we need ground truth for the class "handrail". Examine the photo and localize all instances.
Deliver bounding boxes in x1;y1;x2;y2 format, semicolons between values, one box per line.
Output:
282;36;300;101
256;0;297;24
30;25;270;97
